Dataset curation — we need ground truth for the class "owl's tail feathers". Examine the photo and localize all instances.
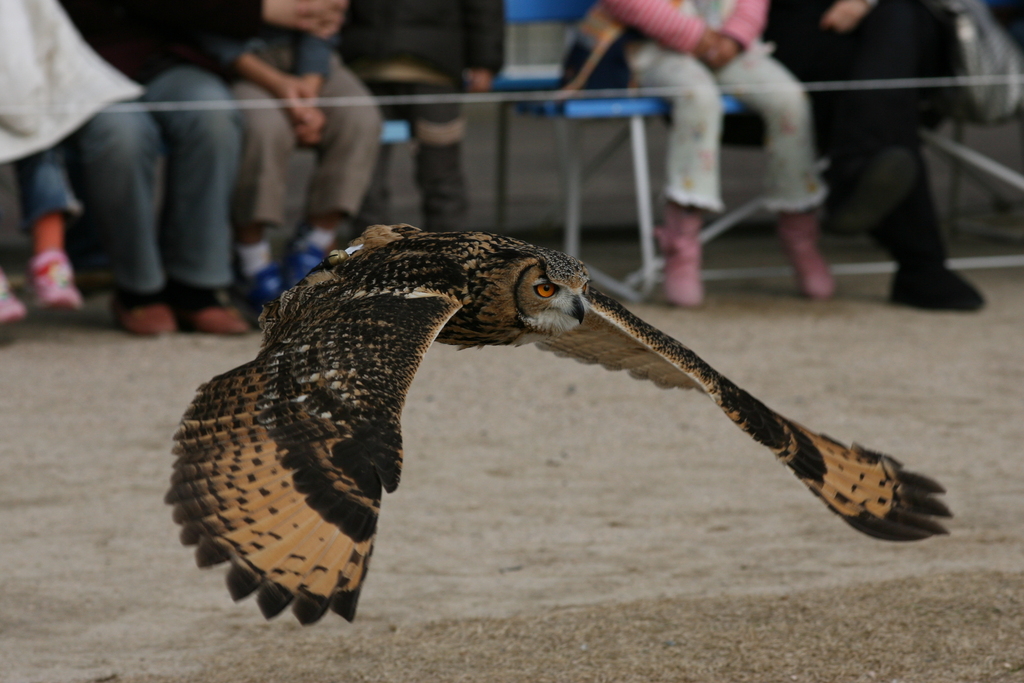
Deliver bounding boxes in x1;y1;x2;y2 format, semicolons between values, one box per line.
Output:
783;423;951;541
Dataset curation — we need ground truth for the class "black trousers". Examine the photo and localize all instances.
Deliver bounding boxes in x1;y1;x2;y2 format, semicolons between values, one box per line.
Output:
765;0;951;270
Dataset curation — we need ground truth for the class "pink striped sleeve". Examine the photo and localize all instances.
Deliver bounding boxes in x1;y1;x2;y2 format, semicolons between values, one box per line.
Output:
720;0;768;48
600;0;708;55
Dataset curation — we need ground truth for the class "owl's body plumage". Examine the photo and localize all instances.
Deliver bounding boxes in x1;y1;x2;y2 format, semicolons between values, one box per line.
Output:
168;225;950;625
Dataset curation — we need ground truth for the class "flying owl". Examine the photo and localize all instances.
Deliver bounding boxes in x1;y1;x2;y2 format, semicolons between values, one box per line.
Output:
167;224;951;625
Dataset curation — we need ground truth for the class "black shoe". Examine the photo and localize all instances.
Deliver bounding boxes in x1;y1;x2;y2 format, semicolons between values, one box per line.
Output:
825;148;918;235
890;266;985;311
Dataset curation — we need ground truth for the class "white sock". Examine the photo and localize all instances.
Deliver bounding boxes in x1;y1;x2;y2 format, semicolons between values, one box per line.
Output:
235;240;272;279
303;226;337;253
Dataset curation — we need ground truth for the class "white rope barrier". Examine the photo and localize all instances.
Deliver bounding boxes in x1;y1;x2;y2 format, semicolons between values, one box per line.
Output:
2;72;1024;115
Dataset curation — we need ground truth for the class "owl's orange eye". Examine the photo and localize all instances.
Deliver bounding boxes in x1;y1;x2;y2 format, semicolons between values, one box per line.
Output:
534;283;558;298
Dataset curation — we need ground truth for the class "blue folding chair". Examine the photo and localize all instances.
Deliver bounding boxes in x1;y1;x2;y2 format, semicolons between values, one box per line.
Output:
491;1;593;234
380;119;412;145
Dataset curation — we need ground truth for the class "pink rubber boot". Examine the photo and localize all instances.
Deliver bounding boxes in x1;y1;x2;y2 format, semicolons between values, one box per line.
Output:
776;211;835;300
0;267;27;323
30;249;83;309
656;203;704;307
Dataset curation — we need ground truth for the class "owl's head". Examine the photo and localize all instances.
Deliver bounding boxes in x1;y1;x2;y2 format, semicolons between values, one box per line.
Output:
512;250;590;339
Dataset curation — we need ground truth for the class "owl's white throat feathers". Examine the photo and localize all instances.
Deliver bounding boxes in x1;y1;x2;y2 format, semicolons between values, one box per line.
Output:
518;293;588;344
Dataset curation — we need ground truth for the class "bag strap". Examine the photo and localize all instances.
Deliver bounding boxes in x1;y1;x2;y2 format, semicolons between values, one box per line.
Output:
561;0;686;92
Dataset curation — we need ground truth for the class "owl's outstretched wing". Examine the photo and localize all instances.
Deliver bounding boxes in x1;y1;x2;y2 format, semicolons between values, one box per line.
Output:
167;285;463;624
537;289;951;541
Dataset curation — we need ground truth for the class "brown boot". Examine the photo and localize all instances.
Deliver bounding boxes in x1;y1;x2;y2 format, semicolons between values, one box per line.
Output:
112;296;178;335
657;203;704;307
174;306;251;335
776;211;835;300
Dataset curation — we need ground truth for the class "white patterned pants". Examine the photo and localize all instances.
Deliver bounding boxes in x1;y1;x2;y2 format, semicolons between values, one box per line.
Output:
630;42;826;213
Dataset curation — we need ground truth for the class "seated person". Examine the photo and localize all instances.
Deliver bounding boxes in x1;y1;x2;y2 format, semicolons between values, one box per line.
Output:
198;26;382;312
342;0;504;232
586;0;834;307
0;0;141;323
60;0;347;335
765;0;984;310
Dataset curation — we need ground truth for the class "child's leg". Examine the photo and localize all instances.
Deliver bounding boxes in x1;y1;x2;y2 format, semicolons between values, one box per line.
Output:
303;212;345;252
718;51;833;299
409;84;467;232
631;43;725;212
307;58;382;247
234;223;274;275
15;149;84;309
29;212;84;309
231;78;296;256
657;203;705;307
717;48;825;212
32;211;65;254
630;44;721;305
776;211;835;300
286;60;384;286
229;78;296;306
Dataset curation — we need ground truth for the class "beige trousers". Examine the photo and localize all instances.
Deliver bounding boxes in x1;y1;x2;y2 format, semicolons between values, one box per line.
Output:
232;50;382;228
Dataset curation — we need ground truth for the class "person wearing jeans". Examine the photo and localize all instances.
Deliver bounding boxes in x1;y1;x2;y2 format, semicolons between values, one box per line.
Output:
59;0;350;334
70;65;248;334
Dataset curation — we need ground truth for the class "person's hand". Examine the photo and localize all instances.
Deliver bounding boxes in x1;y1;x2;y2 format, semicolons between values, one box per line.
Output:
290;105;326;145
820;0;871;33
293;74;326;144
262;0;348;39
275;74;326;144
296;73;325;99
709;33;741;69
693;28;717;62
465;68;494;93
695;29;742;70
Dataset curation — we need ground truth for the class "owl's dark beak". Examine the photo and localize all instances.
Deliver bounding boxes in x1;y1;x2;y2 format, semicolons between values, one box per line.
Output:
570;296;586;324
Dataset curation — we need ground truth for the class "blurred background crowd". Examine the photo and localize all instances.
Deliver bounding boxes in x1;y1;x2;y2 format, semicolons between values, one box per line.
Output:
2;0;1024;336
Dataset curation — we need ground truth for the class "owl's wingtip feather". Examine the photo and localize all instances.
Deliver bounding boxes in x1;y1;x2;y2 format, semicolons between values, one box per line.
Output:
844;509;949;541
292;591;332;625
226;561;262;601
330;586;363;622
194;536;232;568
256;582;294;619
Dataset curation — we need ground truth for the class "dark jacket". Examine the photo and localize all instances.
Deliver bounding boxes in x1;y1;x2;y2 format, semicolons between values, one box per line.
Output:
341;0;505;84
60;0;264;82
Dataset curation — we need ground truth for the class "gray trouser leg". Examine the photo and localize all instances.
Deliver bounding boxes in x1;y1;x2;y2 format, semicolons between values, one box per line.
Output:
416;142;466;232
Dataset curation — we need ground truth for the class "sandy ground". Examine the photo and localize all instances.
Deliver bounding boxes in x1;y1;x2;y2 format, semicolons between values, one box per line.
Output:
2;261;1023;683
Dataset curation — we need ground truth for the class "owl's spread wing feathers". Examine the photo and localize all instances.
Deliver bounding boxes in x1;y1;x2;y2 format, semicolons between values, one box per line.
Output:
538;290;951;541
168;287;463;624
169;227;952;626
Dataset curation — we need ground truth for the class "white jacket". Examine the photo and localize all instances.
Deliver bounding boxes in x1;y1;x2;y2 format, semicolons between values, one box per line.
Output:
0;0;143;164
